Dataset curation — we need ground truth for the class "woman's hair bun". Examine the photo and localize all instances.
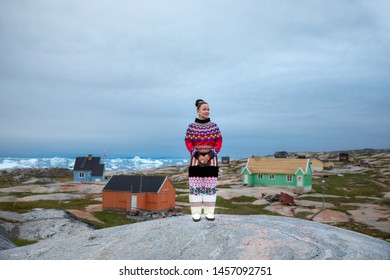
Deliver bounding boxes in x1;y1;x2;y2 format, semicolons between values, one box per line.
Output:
195;99;207;108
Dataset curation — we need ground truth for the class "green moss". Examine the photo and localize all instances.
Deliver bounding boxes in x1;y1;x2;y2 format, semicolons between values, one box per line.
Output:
10;239;38;247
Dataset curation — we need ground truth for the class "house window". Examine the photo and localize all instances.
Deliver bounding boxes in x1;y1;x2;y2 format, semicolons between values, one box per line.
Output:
286;175;293;182
257;174;263;179
269;174;275;180
79;172;85;178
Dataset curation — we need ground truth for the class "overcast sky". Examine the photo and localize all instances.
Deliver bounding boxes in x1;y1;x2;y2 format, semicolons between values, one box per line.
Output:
1;0;389;159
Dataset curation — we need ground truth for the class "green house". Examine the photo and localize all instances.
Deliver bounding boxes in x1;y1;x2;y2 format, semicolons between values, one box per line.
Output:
241;157;312;192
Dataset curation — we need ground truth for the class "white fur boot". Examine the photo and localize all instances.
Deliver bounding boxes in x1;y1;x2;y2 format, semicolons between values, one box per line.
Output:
189;194;202;222
203;194;217;221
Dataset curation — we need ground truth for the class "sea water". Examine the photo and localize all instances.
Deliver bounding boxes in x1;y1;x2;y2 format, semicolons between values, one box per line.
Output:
0;156;188;171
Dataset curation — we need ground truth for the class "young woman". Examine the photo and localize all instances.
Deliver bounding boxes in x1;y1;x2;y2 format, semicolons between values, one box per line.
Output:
184;99;223;222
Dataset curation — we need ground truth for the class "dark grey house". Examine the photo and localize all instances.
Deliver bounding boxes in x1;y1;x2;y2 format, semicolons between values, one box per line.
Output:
274;151;289;158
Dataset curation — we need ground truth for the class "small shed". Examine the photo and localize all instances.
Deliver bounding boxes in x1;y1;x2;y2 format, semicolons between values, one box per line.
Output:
358;159;370;167
221;156;230;164
73;154;105;182
339;153;349;163
309;158;334;172
322;160;334;170
102;175;176;212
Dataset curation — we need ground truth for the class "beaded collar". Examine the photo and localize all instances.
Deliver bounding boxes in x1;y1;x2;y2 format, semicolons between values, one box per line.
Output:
195;118;211;124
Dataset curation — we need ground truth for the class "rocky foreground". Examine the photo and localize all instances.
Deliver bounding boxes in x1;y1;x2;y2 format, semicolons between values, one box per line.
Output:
1;211;389;260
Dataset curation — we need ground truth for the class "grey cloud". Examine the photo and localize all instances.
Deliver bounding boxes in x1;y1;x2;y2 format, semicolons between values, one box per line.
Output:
0;0;389;157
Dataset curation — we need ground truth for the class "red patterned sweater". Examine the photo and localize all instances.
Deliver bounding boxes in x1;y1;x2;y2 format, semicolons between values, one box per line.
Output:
184;118;222;159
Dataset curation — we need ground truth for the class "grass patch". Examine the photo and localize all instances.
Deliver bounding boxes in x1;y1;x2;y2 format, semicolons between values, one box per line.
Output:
0;199;101;213
333;222;390;241
0;175;19;188
301;196;373;205
175;195;189;203
6;191;78;198
179;206;191;215
216;196;277;215
175;196;276;216
172;182;188;189
299;196;371;213
333;204;360;213
217;184;232;189
312;172;386;197
88;211;137;228
294;211;312;219
376;198;390;206
231;195;257;203
0;168;72;188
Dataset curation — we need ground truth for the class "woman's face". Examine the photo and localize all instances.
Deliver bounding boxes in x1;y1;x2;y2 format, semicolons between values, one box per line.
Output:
197;104;210;120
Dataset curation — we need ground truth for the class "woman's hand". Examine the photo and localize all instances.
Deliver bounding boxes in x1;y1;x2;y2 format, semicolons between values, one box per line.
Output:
198;155;210;165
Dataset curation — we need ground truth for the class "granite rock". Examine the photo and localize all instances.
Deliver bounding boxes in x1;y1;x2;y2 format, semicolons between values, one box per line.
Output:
1;215;389;260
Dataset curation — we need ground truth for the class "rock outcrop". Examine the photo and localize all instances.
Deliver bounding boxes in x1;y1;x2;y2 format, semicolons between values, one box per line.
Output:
0;209;94;242
1;214;389;260
0;234;16;250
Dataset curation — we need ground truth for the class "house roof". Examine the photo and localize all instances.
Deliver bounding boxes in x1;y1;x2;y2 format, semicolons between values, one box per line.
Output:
244;157;310;175
103;175;167;193
309;158;325;168
91;164;105;176
73;156;104;176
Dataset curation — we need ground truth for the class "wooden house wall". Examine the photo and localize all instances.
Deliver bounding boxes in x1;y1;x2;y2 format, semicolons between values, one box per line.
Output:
73;171;105;182
102;190;131;211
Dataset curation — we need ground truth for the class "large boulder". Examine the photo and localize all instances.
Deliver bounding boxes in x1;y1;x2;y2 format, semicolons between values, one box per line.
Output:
1;215;389;260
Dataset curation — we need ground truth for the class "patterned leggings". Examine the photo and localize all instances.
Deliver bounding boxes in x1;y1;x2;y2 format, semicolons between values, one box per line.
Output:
189;177;217;195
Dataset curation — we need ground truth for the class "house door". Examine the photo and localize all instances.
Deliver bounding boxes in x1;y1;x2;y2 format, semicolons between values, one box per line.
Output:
243;174;248;185
131;195;137;210
297;176;303;187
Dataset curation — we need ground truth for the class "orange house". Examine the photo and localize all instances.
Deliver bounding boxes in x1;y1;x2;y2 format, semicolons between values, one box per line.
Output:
102;175;176;212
